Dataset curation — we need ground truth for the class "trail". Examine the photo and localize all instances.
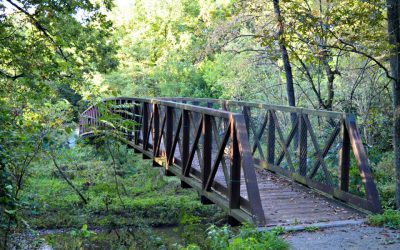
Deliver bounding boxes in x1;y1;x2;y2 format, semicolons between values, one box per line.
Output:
285;224;400;250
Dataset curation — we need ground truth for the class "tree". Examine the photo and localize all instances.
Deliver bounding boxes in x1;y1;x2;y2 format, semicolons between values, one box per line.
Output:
386;0;400;208
0;0;118;246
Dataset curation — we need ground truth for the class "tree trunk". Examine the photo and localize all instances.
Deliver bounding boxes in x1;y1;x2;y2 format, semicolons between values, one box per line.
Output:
386;0;400;208
272;0;297;146
272;0;296;109
322;57;335;110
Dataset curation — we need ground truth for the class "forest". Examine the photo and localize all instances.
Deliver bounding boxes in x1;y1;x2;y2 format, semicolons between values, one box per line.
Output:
1;0;400;249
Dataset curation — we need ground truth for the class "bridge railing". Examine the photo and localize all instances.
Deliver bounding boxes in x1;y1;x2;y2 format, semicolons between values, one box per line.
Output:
157;98;382;213
80;97;382;217
79;97;267;225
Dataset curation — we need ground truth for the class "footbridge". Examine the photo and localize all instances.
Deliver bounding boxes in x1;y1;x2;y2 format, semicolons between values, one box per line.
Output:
79;97;381;226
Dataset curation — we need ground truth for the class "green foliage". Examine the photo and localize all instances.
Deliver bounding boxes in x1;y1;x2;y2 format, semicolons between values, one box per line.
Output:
0;1;118;246
367;209;400;229
206;224;288;250
371;152;397;208
19;140;223;230
303;226;319;232
0;168;17;241
207;224;231;249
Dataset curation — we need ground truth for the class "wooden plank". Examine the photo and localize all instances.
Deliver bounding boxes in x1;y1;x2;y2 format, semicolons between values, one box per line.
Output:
253;158;376;213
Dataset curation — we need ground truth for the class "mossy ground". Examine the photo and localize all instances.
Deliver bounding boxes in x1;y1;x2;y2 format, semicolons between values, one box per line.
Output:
19;141;225;230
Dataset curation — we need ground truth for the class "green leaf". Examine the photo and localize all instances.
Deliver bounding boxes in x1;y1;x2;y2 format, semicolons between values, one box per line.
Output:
5;209;16;215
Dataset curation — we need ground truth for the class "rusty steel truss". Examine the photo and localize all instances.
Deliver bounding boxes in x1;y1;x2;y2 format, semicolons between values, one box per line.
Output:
79;97;382;226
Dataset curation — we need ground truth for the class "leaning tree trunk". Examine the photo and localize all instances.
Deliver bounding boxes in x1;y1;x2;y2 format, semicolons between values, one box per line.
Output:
386;0;400;208
272;0;297;147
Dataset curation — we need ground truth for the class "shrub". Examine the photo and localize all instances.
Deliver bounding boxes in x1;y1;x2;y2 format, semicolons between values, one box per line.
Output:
367;209;400;229
206;224;288;250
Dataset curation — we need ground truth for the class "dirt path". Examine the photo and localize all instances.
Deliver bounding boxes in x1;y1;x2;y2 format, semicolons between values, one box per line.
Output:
285;224;400;250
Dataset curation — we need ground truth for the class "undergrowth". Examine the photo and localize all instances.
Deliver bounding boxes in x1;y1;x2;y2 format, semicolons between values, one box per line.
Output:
367;209;400;229
13;138;290;249
19;139;224;230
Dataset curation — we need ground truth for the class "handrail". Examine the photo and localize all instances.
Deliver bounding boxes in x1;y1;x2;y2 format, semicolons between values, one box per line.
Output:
156;97;345;119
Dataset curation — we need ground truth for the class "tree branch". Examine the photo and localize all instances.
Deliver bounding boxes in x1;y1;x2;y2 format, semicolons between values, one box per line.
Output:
6;0;68;61
0;69;24;80
50;154;88;204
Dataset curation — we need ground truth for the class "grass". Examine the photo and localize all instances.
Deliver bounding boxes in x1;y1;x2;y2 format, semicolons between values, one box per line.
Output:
203;224;289;250
303;226;319;232
367;209;400;229
20;142;225;230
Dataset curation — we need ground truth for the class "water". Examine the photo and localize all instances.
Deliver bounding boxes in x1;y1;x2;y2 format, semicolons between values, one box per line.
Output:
12;225;208;249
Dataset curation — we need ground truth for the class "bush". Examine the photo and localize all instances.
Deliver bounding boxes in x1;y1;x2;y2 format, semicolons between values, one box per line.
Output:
367;209;400;229
206;224;288;250
372;152;397;209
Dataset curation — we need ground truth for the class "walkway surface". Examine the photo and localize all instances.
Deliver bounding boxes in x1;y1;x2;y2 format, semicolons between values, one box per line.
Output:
285;224;400;250
166;136;364;226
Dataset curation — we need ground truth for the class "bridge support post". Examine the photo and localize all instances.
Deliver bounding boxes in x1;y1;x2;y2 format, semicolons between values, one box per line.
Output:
339;120;350;192
142;102;149;150
201;114;213;204
229;118;241;211
267;110;275;166
299;114;308;176
181;110;191;188
152;103;161;167
133;101;141;153
242;106;251;138
165;107;174;176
